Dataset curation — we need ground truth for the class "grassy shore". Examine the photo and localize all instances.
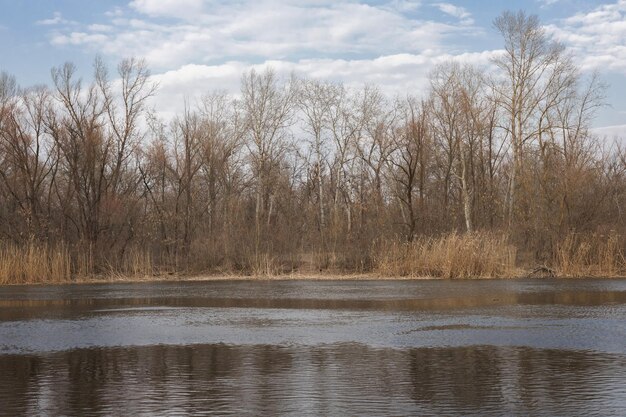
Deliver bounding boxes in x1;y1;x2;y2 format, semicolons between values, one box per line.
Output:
1;232;624;285
15;270;626;286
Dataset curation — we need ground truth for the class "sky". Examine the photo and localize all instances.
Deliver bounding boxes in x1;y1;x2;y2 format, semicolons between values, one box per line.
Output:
0;0;625;134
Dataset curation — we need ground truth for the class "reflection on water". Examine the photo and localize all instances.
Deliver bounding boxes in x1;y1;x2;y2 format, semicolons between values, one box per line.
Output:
2;344;625;416
1;279;626;416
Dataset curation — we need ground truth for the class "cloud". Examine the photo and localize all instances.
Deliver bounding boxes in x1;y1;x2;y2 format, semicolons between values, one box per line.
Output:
147;51;500;120
27;0;626;130
36;12;75;26
545;0;626;73
37;0;493;121
129;0;206;19
51;32;109;46
386;0;422;12
87;24;114;33
44;0;479;70
434;2;474;25
537;0;561;7
105;7;124;17
592;124;626;139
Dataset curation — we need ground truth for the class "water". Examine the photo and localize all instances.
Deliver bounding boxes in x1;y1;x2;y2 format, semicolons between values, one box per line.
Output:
1;279;626;416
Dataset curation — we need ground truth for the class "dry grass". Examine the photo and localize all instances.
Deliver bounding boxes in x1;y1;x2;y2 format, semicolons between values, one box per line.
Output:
249;252;282;277
0;242;71;284
3;232;626;285
123;247;154;277
374;232;518;279
103;246;155;279
72;243;94;278
0;242;157;284
555;232;626;277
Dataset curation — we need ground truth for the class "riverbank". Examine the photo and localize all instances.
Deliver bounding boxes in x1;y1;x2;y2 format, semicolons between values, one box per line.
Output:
1;232;624;285
3;269;626;286
0;272;452;286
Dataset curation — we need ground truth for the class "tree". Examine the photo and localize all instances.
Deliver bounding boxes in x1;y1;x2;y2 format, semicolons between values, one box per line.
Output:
388;97;431;241
0;86;58;241
298;79;341;250
492;11;577;229
240;68;296;258
49;58;155;268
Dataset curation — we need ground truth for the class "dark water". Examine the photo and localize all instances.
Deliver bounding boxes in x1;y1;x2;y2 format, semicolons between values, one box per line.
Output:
1;279;626;416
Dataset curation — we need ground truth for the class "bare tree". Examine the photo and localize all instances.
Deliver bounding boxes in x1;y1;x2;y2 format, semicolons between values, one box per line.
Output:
48;58;155;269
0;36;622;280
240;68;296;257
430;62;481;232
0;80;58;241
298;79;341;250
492;11;577;228
388;97;431;240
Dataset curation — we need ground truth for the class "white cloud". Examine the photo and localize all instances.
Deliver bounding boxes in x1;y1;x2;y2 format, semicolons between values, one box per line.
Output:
592;124;626;139
51;32;109;46
537;0;561;7
434;2;474;25
147;51;500;120
87;24;114;33
36;12;75;26
545;0;626;73
129;0;206;19
105;7;124;17
44;0;478;69
386;0;422;12
37;0;493;121
28;0;626;129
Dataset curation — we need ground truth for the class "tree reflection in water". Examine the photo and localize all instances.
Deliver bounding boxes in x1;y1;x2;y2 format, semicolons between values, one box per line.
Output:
1;344;625;416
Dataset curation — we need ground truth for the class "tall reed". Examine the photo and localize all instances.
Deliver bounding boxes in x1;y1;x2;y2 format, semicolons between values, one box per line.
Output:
555;232;626;277
374;232;517;279
103;246;155;278
250;252;281;277
0;242;71;284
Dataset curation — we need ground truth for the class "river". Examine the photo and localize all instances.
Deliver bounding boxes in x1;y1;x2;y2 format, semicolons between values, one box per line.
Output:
1;279;625;416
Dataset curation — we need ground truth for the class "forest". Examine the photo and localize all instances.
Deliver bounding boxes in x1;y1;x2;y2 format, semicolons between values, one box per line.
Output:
0;11;625;283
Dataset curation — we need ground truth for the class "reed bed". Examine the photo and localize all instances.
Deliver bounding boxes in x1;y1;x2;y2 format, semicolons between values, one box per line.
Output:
374;232;518;279
555;232;626;277
0;243;157;284
0;243;71;284
249;253;282;277
103;246;155;279
2;232;626;284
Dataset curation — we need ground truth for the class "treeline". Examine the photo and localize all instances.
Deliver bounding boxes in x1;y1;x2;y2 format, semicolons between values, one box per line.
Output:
0;11;625;282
